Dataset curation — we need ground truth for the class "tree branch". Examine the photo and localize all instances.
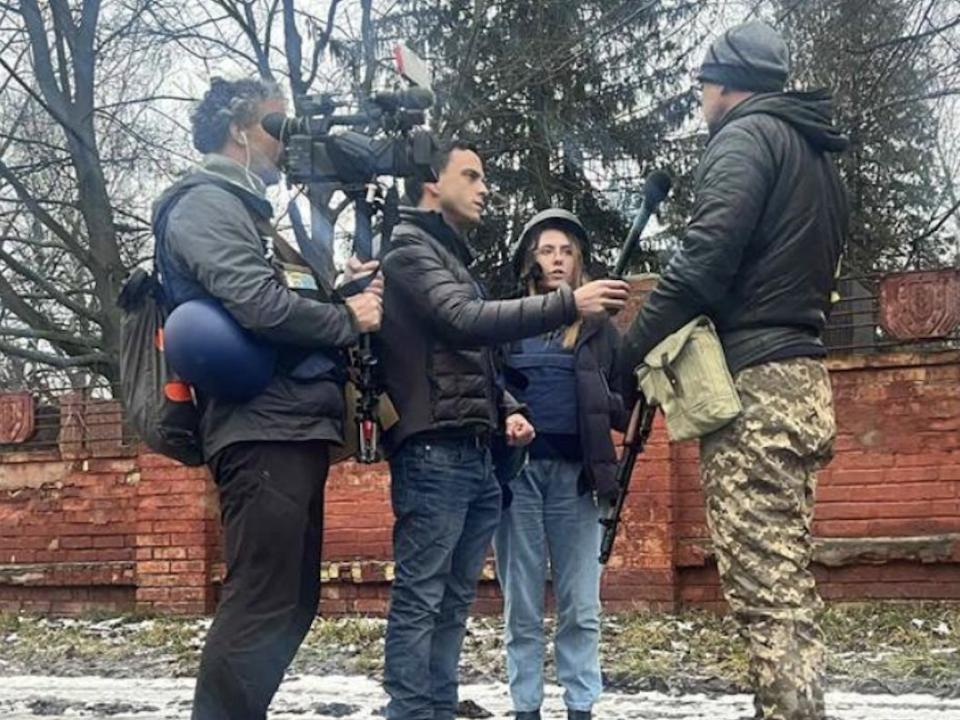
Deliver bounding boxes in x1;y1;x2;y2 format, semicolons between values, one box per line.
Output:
307;0;342;89
0;257;96;360
49;0;76;104
0;244;101;322
0;325;101;347
18;0;70;117
360;0;375;97
0;82;32;160
0;158;93;266
0;339;110;368
868;87;960;113
96;0;152;53
96;94;196;111
264;0;282;76
79;0;101;49
848;13;960;54
209;0;272;78
914;196;960;243
282;0;305;95
0;45;92;153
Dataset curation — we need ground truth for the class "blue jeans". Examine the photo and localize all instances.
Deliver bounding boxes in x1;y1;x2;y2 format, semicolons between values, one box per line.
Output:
493;459;603;713
384;436;502;720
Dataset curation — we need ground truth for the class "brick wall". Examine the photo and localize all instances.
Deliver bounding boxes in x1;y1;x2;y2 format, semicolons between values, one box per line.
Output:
671;351;960;611
0;450;139;614
1;277;959;616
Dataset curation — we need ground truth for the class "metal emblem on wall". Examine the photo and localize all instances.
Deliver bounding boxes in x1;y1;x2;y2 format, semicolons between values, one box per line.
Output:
879;269;960;341
0;392;35;444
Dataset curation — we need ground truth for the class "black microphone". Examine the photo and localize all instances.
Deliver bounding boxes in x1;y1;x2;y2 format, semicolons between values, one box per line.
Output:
262;88;434;140
372;86;435;111
613;170;672;277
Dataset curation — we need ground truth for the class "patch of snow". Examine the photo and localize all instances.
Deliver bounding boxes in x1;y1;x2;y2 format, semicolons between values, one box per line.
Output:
0;674;959;719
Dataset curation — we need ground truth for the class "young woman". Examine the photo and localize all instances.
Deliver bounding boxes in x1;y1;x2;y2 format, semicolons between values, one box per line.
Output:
494;209;627;720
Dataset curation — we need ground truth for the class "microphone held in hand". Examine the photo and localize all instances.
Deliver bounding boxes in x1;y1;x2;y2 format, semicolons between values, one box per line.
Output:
613;170;673;278
599;169;672;565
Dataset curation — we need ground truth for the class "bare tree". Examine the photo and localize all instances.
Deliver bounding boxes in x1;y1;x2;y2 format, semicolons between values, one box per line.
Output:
0;0;361;388
0;0;191;388
6;0;953;389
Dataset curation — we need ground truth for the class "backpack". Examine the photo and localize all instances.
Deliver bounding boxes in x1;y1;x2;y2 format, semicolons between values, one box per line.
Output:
117;267;205;466
115;185;206;466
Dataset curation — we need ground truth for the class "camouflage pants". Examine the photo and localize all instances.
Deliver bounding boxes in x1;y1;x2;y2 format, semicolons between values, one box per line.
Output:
700;358;836;720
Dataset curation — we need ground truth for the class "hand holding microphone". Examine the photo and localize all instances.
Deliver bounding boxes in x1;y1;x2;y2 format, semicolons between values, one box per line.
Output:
574;279;631;317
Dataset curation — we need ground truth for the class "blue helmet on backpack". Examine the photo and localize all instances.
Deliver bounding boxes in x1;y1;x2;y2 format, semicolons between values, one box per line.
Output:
163;299;276;401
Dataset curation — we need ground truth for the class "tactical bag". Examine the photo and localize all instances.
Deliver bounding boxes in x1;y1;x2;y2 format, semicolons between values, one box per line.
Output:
636;315;741;442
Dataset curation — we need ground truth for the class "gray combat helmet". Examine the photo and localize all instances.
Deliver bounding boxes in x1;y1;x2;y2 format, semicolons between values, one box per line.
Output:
510;208;591;281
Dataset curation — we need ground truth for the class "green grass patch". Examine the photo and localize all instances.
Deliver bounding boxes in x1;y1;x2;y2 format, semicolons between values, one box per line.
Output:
0;602;957;686
292;616;386;675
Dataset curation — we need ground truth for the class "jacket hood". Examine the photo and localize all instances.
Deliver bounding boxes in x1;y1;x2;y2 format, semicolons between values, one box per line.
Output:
152;155;273;233
715;90;850;153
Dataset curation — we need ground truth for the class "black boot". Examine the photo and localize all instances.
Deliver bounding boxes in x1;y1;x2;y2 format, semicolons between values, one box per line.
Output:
514;712;541;720
567;711;591;720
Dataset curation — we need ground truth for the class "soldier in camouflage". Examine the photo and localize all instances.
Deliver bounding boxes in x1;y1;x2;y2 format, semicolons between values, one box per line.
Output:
621;22;849;720
700;358;836;719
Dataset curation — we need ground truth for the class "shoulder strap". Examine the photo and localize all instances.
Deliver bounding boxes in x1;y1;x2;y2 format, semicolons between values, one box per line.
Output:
152;184;200;266
152;177;275;308
257;219;336;298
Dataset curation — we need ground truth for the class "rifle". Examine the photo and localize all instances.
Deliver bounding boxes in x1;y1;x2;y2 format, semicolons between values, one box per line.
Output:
598;170;671;564
599;395;657;563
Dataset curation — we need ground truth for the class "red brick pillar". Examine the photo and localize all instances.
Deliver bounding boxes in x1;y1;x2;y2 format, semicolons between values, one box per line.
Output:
135;452;219;614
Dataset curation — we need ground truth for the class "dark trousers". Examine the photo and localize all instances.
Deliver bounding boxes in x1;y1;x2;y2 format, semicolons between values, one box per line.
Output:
191;440;330;720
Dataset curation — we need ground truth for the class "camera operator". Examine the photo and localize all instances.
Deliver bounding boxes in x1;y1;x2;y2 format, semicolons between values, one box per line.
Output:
153;77;382;720
376;140;630;720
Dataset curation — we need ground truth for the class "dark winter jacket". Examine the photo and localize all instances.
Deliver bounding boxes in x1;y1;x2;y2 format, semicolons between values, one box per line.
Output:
623;90;850;378
504;315;627;498
153;155;358;460
377;208;579;452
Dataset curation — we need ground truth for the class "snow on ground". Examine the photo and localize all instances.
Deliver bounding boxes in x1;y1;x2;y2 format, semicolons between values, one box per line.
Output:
1;674;959;719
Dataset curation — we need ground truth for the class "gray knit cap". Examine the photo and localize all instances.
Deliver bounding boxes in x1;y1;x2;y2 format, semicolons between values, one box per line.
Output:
697;21;789;93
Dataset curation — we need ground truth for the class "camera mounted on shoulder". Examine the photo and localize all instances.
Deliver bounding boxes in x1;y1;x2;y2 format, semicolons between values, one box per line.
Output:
261;44;440;464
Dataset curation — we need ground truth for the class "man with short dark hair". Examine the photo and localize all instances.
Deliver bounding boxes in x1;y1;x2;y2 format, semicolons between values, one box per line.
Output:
156;76;383;720
377;141;630;720
621;21;849;720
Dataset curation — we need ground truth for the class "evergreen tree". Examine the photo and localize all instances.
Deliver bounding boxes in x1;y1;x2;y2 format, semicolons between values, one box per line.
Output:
377;0;706;293
778;0;955;272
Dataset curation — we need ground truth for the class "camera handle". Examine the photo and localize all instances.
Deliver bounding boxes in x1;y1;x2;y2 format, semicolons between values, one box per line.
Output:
351;193;379;464
350;181;400;464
